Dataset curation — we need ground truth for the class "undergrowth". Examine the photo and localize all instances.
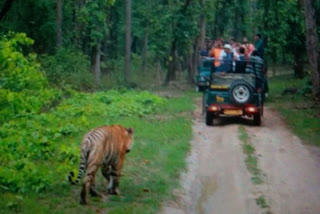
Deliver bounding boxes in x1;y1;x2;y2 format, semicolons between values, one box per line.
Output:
239;126;263;185
268;75;320;145
238;126;272;214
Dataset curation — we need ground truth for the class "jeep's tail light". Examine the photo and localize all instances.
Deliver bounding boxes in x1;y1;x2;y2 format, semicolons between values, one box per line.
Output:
209;105;219;111
246;106;257;113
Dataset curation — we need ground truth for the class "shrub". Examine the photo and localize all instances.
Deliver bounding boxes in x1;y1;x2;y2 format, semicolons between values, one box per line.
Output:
0;89;165;193
0;33;63;123
41;48;93;90
0;32;47;91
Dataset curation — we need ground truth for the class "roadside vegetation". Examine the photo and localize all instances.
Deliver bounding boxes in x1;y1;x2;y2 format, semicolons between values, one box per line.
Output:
238;126;263;185
0;33;194;213
238;126;272;214
268;75;320;146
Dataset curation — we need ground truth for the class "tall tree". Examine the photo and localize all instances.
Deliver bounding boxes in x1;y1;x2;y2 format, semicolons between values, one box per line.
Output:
189;0;206;83
125;0;131;83
77;0;115;85
303;0;320;97
165;0;194;83
56;0;63;48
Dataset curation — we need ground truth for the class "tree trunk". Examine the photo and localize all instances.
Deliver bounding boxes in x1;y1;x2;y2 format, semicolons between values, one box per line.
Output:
91;42;101;86
125;0;131;83
303;0;320;97
56;0;63;48
165;40;178;84
0;0;14;21
142;30;148;73
155;60;162;84
165;0;191;84
187;50;193;83
72;0;81;48
189;1;206;83
293;53;305;79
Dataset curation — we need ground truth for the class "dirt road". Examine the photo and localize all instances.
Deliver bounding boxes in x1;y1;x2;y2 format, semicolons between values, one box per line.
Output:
162;99;320;214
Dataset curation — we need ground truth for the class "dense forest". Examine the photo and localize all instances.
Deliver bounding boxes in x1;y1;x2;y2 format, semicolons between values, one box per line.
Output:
0;0;320;213
0;0;319;96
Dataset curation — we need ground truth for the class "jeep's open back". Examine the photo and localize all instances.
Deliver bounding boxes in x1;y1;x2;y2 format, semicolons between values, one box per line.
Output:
203;59;264;126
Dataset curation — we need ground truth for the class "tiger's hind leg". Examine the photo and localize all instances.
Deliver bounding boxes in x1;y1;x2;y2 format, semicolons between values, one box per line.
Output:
89;173;103;197
101;163;111;182
101;163;111;195
80;163;99;205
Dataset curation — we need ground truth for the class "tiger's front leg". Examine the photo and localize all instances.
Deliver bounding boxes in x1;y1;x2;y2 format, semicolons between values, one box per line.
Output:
107;168;120;195
107;158;124;195
101;163;111;183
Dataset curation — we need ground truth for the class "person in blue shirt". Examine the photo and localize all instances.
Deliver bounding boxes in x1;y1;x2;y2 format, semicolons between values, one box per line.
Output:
216;44;233;73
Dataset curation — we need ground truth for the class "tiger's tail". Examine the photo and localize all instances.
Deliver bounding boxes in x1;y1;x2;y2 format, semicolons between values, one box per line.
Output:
68;149;88;185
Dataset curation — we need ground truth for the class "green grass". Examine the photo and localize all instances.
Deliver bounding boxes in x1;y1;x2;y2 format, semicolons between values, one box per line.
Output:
0;92;194;214
238;126;263;185
256;195;269;209
238;126;271;211
268;75;320;145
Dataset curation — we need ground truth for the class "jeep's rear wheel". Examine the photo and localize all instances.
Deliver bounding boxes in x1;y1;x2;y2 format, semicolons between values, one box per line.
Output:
253;113;261;126
205;111;213;126
202;93;205;115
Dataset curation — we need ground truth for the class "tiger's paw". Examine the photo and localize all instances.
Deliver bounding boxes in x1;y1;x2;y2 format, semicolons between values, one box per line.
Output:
89;189;101;197
107;188;119;195
80;198;88;205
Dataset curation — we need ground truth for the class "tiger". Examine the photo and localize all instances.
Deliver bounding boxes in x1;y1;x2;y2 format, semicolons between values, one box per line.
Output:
68;124;134;205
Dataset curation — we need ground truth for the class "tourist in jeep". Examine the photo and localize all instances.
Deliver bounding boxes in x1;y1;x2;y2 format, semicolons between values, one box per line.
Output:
250;50;268;96
242;37;255;57
216;44;233;73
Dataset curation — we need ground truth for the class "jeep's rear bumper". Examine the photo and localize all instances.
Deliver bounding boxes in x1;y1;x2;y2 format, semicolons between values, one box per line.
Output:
207;103;260;116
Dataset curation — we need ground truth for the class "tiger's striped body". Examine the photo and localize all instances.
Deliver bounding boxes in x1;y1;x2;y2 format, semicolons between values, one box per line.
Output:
68;125;134;204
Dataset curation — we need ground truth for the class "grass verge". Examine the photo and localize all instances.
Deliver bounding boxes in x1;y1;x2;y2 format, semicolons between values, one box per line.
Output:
238;126;272;213
238;126;263;185
0;91;195;214
268;75;320;145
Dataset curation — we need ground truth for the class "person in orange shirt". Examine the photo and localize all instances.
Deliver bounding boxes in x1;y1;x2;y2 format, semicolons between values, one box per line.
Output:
210;40;223;68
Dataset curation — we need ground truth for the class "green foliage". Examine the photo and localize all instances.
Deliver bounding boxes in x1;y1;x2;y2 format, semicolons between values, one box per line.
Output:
40;48;93;90
0;32;47;91
0;0;56;53
78;0;114;46
102;53;165;88
257;0;306;62
0;88;63;123
0;33;166;195
0;89;165;194
0;93;193;214
256;195;269;209
239;126;264;185
268;75;320;145
0;33;63;123
0;0;316;88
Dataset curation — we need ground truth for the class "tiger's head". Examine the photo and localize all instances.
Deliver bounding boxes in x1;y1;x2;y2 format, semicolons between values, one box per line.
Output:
125;128;134;153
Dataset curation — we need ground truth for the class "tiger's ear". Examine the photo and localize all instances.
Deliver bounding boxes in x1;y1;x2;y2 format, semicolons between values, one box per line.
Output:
127;128;134;135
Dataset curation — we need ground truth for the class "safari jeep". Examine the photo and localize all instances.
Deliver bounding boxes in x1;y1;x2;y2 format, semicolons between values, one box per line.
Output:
204;60;264;126
195;58;213;92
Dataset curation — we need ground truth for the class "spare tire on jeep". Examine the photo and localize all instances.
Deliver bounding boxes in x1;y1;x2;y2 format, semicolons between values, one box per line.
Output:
229;80;253;105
